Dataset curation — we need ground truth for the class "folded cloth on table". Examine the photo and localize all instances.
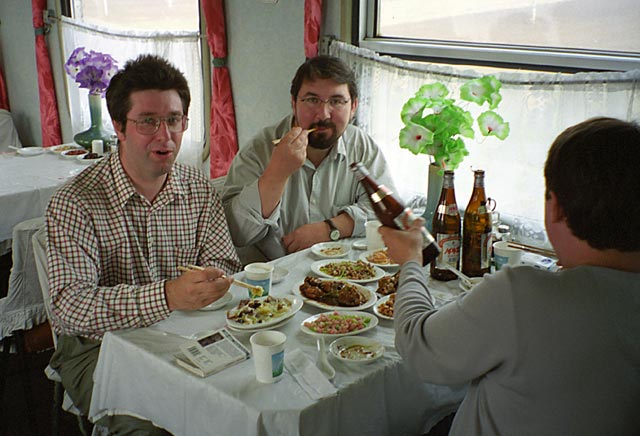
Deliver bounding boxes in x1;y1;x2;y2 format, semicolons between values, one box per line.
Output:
285;349;337;400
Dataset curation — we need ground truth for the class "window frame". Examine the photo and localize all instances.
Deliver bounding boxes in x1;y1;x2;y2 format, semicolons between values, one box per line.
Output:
355;0;640;72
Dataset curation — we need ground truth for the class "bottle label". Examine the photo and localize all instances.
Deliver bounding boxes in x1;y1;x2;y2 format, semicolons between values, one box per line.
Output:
436;204;458;216
435;233;460;267
481;232;492;268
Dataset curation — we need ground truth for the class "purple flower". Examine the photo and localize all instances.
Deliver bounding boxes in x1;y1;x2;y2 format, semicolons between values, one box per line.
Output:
65;47;119;96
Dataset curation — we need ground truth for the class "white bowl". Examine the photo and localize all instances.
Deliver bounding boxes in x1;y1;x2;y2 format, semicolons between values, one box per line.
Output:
310;242;351;259
16;147;45;156
49;144;84;154
77;153;104;164
329;336;384;364
61;148;88;159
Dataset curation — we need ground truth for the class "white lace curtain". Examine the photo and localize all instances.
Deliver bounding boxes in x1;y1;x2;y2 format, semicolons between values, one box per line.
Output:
59;18;205;170
329;40;640;247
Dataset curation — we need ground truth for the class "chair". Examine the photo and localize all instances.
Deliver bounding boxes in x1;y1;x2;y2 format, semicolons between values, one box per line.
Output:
32;223;98;436
0;109;22;152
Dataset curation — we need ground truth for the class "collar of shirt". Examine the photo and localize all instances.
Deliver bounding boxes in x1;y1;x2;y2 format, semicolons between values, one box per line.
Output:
107;151;188;211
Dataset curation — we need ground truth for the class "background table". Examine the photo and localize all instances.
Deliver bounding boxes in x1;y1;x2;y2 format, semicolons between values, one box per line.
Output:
89;243;467;436
0;147;82;250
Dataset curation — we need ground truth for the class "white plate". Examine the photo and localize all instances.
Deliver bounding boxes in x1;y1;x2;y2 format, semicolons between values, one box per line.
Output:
310;259;386;284
352;239;367;250
292;278;377;311
300;311;378;338
458;277;483;292
310;242;351;259
329;336;384;364
226;315;295;333
61;148;88;159
272;266;289;284
49;143;84;154
77;153;104;164
16;147;45;156
373;294;395;320
198;292;233;311
359;249;399;268
225;296;303;331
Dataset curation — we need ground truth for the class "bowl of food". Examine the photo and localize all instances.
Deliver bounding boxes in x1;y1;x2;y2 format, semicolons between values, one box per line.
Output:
50;144;84;154
328;336;384;364
61;148;88;159
77;152;104;164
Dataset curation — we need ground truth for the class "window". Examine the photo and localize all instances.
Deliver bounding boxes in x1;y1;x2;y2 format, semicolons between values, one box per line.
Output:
59;0;207;169
359;0;640;71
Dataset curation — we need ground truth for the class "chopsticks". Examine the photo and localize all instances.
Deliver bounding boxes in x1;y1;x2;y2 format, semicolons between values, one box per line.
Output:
178;265;263;293
271;128;317;145
506;242;557;258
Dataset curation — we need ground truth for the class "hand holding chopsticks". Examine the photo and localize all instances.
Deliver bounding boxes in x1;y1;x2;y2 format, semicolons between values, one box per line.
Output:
271;128;317;145
178;265;264;296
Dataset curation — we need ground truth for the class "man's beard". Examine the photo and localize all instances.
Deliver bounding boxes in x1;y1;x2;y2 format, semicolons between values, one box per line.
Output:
308;121;339;150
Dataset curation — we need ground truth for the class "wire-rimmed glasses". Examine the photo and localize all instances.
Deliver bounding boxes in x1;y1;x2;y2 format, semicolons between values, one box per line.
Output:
298;97;350;111
127;115;189;135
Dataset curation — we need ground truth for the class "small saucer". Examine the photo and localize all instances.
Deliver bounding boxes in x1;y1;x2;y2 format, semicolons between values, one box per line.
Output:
352;239;367;250
272;266;289;284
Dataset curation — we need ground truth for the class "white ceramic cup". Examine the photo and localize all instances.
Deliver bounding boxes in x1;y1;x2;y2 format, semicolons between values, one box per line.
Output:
244;262;274;298
365;220;384;251
250;330;286;383
493;241;523;271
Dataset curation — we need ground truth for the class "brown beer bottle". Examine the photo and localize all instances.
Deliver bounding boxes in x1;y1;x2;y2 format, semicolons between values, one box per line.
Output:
350;162;440;265
462;170;492;277
430;171;461;281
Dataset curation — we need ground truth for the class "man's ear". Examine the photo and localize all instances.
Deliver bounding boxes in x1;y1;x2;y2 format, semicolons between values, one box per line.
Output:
547;191;566;222
113;120;126;143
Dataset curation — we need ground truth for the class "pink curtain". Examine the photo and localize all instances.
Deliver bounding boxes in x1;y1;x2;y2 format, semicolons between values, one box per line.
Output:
0;70;9;110
202;0;239;179
32;0;62;147
304;0;323;58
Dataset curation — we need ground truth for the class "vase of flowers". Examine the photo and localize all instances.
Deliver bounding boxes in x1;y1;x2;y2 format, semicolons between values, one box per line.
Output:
65;47;119;150
398;75;510;231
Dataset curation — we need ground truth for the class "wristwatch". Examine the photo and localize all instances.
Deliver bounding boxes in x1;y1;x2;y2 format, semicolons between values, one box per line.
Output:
324;219;340;241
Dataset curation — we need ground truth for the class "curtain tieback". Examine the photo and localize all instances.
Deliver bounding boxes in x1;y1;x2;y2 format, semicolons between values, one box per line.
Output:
212;57;226;68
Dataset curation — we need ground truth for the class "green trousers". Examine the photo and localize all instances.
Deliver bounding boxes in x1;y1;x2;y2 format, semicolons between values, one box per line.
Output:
50;335;171;436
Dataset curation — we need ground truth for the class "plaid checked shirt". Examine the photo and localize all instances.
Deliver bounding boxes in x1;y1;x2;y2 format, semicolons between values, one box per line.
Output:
46;152;242;339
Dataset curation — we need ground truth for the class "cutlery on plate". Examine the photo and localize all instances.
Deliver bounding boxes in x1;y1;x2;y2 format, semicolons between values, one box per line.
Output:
178;265;264;296
443;264;474;288
271;128;317;145
316;337;336;380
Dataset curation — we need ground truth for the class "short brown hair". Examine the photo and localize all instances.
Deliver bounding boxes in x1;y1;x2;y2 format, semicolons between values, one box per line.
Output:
290;55;358;101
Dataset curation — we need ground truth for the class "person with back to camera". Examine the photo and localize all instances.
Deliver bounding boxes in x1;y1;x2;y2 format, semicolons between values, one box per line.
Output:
379;117;640;435
46;54;242;435
222;55;396;261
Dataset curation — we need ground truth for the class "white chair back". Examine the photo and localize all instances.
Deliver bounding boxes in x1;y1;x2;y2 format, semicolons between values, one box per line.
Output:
0;109;22;151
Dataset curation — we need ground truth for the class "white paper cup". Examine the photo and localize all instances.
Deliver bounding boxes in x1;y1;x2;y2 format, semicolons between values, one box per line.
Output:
244;262;274;298
250;330;286;383
494;241;523;271
365;220;384;251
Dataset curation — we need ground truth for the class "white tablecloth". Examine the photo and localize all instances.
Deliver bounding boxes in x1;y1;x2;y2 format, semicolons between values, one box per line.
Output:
0;147;82;245
89;244;467;436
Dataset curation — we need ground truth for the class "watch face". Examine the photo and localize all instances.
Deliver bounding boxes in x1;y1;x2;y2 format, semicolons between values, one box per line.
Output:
330;229;340;241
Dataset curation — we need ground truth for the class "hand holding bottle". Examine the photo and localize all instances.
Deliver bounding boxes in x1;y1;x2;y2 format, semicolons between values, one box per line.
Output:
379;217;425;266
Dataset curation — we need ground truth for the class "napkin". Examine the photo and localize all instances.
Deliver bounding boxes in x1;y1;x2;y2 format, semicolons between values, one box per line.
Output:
285;349;337;400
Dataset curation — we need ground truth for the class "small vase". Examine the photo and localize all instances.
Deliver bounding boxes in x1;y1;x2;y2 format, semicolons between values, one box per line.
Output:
74;93;111;150
422;163;444;233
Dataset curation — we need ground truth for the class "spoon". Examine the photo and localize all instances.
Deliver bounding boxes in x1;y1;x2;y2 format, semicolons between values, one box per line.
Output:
315;337;335;380
443;264;474;288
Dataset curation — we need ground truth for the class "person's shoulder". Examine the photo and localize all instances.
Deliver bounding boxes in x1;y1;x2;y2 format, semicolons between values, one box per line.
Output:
50;158;107;204
172;162;211;189
342;123;379;149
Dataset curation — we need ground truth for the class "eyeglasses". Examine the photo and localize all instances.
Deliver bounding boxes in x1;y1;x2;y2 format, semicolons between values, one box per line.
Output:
299;97;350;110
126;115;189;135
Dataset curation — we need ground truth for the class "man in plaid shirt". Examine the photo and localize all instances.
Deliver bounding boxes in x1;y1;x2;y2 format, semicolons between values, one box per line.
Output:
46;55;241;435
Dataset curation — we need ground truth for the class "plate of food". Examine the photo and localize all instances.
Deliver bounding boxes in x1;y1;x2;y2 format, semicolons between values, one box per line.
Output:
198;292;233;311
310;242;350;259
16;147;45;156
310;259;385;284
373;293;395;320
359;248;399;268
376;271;399;296
225;295;302;330
300;310;378;338
49;143;84;154
61;148;88;159
329;336;384;364
77;152;104;164
293;276;377;311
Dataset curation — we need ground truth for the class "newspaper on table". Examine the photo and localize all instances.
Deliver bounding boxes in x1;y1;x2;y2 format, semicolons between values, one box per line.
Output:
175;327;250;377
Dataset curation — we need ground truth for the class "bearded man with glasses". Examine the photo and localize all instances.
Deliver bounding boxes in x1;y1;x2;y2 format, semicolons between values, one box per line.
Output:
223;55;396;262
45;54;241;435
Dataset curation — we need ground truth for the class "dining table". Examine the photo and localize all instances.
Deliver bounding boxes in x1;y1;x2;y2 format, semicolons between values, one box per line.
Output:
0;146;84;253
88;242;468;436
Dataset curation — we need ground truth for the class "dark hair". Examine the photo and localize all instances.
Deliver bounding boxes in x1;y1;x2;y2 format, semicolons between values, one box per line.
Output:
544;117;640;251
290;55;358;101
106;54;190;132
